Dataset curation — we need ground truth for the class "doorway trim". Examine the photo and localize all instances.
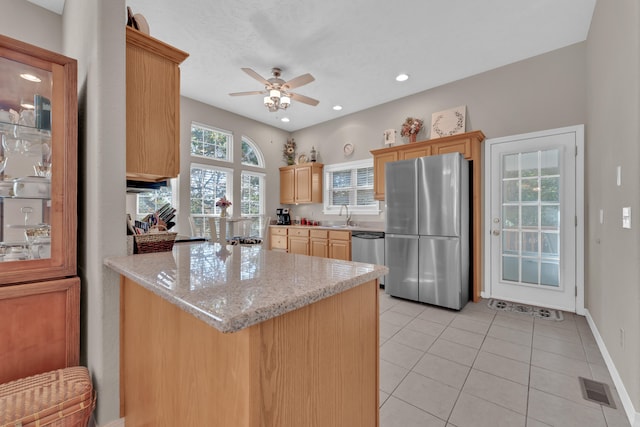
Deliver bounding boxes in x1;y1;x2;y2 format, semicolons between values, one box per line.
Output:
483;125;584;315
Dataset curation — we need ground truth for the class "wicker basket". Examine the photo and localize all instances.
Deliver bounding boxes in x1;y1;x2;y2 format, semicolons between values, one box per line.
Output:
133;231;178;254
0;366;95;427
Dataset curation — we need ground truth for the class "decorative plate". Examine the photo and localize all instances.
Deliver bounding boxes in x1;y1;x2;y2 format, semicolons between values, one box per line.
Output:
343;142;354;156
297;154;308;164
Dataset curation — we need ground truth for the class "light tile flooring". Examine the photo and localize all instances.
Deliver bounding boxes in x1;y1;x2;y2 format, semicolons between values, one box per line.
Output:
378;290;631;427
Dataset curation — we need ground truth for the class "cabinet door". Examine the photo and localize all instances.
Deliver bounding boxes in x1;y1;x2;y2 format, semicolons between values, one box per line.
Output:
329;240;351;261
126;27;188;181
373;151;398;200
400;145;432;160
288;236;309;255
0;277;79;383
0;35;77;284
280;169;295;204
310;238;328;258
433;137;472;159
294;165;312;203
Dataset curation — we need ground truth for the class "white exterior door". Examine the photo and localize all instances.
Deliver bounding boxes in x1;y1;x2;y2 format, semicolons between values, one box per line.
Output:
485;126;584;313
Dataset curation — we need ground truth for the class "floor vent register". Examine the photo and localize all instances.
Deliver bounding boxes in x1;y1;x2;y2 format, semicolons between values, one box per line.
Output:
487;299;564;321
579;377;616;408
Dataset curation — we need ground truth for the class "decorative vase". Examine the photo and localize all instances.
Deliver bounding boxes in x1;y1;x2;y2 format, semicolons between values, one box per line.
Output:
287;157;295;166
409;134;417;143
220;206;227;218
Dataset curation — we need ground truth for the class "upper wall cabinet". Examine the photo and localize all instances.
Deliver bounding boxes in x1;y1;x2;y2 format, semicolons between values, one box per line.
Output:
126;27;189;182
0;34;78;284
279;163;324;204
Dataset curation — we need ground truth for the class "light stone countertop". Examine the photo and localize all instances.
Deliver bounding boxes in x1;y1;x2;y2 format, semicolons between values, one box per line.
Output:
105;242;388;334
270;223;385;232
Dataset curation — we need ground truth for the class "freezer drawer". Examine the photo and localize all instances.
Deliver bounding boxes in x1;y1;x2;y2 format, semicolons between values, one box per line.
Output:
385;234;418;301
418;236;467;309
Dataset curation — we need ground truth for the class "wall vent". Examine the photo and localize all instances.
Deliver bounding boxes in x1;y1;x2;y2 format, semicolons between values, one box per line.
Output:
578;377;616;408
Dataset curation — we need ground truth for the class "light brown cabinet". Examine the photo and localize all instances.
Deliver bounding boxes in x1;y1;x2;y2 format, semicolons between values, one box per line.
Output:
279;163;323;204
287;228;309;255
269;226;351;261
310;229;329;258
370;131;485;302
0;35;79;383
328;230;351;261
269;227;287;252
126;27;189;182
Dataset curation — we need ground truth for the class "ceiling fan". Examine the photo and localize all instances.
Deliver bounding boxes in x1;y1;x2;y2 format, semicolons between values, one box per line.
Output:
229;67;319;112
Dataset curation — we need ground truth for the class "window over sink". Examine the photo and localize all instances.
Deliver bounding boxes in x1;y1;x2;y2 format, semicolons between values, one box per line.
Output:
323;159;379;216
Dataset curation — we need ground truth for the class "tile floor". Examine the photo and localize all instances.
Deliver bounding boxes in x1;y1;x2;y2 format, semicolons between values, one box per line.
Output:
378;289;631;427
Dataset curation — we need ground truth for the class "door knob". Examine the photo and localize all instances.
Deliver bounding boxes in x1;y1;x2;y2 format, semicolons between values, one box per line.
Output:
492;230;500;236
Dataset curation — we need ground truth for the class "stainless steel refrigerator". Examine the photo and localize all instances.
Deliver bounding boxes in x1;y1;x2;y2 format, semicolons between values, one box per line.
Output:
385;152;470;310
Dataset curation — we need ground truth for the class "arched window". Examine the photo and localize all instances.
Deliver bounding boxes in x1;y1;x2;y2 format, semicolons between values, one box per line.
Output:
241;137;264;167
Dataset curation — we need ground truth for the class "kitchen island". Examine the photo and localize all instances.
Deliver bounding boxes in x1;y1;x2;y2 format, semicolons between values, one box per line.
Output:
105;242;387;427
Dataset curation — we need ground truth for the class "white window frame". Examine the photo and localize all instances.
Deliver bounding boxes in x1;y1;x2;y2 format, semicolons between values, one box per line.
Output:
190;122;233;163
189;163;234;217
323;158;380;215
240;170;265;217
241;136;265;168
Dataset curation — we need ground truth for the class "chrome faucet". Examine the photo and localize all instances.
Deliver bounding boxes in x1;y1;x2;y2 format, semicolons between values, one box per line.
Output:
339;204;352;226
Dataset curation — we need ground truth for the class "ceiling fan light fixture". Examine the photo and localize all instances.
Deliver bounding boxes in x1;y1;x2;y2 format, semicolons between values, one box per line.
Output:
280;95;291;109
264;96;275;108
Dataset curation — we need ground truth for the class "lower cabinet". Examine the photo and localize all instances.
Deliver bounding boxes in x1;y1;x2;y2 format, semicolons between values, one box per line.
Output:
0;278;80;383
288;228;310;255
310;229;329;258
269;227;351;261
329;230;351;261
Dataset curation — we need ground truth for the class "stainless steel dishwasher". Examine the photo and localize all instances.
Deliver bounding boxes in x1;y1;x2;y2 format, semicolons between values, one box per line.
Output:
351;231;385;287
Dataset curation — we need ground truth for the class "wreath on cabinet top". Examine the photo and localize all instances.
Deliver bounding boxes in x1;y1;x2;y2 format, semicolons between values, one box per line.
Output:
431;105;466;139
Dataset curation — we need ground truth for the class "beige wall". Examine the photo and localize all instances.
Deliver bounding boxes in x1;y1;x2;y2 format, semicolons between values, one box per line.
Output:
1;0;61;52
290;42;586;224
586;0;640;415
63;0;126;424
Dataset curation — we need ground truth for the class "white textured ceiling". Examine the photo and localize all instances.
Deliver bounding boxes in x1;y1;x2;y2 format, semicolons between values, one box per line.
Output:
33;0;596;132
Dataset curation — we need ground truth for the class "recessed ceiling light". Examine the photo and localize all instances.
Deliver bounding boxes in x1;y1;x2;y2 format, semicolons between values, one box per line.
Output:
395;73;409;82
281;117;290;123
20;73;41;83
333;105;343;111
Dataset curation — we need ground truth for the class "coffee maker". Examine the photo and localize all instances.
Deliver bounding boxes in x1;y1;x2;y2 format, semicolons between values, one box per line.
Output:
276;208;291;225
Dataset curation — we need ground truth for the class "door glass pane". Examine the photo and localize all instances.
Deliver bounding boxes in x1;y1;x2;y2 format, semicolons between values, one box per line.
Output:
521;152;538;177
541;149;560;175
500;148;562;287
503;205;519;227
521;258;539;284
540;177;559;202
541;261;559;287
541;205;559;228
502;256;519;281
503;154;519;178
503;180;519;202
521;206;538;228
541;233;559;256
521;178;539;201
0;56;53;261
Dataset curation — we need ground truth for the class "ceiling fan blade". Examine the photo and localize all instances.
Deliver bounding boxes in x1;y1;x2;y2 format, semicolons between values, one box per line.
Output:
229;90;266;96
282;73;314;90
241;68;270;85
290;92;319;106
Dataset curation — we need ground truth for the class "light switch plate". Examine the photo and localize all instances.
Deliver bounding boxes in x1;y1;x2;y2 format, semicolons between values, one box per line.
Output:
622;207;631;229
600;209;604;224
617;166;622;186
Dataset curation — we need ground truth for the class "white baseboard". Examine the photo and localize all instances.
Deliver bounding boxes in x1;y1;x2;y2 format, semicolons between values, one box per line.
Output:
584;309;639;427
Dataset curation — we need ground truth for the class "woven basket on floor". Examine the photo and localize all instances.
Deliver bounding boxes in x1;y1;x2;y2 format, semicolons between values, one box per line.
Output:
0;366;95;427
133;231;177;254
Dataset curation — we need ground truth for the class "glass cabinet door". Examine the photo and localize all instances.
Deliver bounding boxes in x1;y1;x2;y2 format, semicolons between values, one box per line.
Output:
0;35;77;284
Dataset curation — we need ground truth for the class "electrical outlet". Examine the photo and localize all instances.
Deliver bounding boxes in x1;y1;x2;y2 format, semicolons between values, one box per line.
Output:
622;207;631;229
